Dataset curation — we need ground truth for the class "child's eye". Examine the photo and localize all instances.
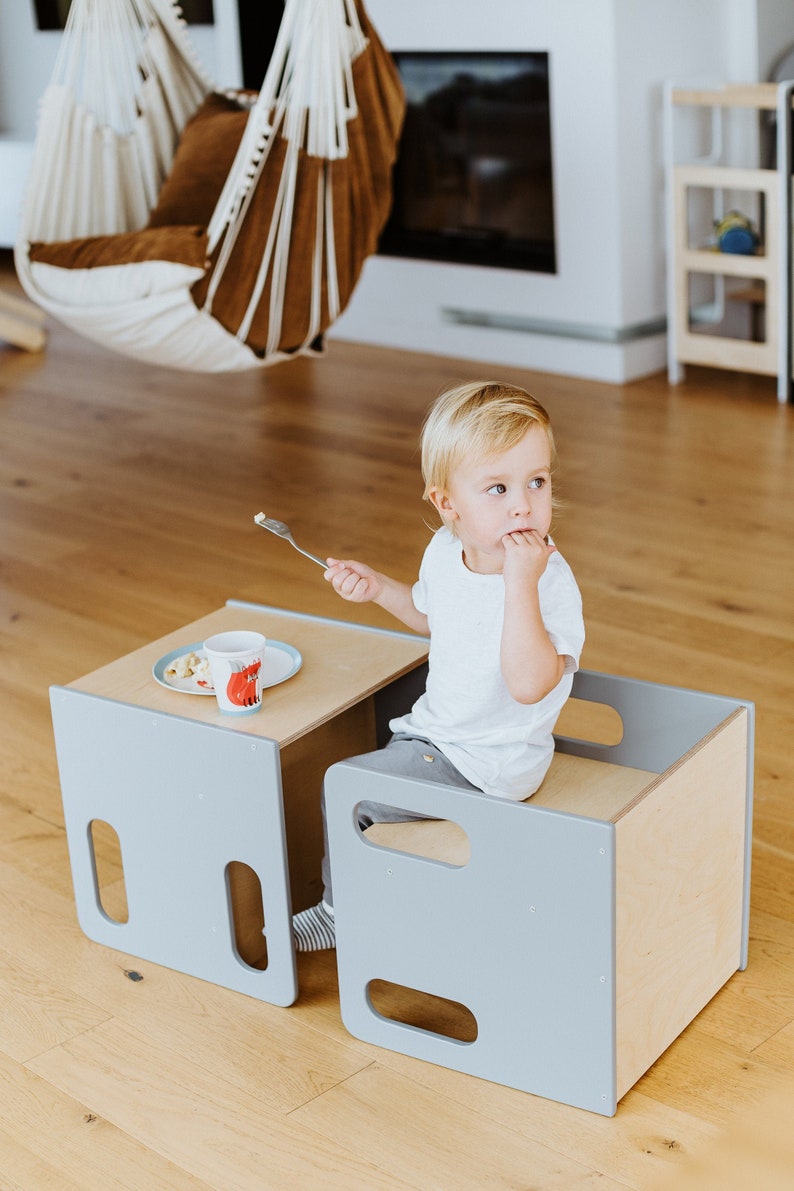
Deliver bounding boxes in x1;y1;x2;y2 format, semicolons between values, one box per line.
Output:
487;483;507;495
529;477;546;489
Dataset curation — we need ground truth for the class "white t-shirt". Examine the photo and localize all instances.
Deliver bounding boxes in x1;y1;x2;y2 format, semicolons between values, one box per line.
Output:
390;527;585;800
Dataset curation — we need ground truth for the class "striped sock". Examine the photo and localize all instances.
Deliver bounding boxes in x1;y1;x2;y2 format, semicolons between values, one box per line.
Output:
292;900;336;951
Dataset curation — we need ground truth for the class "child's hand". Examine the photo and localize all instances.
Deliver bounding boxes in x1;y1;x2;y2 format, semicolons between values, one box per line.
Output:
501;530;556;584
324;558;384;603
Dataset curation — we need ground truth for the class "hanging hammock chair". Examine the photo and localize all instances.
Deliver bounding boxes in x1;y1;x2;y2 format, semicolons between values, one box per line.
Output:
14;0;405;372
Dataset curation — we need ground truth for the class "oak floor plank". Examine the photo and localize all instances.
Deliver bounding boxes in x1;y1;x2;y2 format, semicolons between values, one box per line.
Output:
330;1049;721;1188
0;1126;91;1191
631;1027;792;1125
27;1019;417;1191
647;1072;794;1190
0;861;376;1117
0;940;110;1064
0;812;75;898
753;1018;794;1065
681;931;794;1052
0;1052;215;1191
274;954;722;1188
289;1061;630;1190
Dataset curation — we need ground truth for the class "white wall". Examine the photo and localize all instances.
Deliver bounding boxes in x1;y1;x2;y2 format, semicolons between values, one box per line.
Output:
0;1;242;141
0;0;242;246
330;0;788;381
611;0;735;324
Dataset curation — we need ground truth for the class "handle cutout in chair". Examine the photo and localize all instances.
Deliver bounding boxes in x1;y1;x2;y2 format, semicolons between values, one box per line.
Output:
367;979;478;1044
226;861;268;971
362;814;471;867
555;697;624;747
88;819;128;924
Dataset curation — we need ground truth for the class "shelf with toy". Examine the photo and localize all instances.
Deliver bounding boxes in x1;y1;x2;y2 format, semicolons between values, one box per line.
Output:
664;81;793;400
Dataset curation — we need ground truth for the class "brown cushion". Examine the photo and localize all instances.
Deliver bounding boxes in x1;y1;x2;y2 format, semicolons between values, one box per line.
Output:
147;92;249;228
191;40;405;355
29;225;209;269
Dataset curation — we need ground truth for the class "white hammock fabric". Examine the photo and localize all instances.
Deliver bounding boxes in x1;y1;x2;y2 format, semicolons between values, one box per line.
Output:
14;0;404;372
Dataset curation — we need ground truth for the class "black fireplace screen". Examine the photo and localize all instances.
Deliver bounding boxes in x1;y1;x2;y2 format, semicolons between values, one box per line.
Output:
379;51;556;274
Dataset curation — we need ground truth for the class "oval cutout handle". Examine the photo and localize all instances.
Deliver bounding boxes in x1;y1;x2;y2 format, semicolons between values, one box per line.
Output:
363;815;471;867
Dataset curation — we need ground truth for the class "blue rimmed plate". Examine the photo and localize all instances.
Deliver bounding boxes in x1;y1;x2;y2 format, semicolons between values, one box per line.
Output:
153;639;302;695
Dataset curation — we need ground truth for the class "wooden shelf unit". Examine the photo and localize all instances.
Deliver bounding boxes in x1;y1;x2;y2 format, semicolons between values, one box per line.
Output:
664;82;793;403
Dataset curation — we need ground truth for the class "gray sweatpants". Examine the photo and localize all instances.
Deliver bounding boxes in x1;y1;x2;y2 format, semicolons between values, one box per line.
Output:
320;734;479;906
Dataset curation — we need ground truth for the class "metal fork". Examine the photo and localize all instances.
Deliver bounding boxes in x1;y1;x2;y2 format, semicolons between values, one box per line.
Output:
253;512;327;568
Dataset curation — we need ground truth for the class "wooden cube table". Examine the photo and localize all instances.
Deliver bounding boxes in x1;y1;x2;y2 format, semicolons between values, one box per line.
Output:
49;601;428;1007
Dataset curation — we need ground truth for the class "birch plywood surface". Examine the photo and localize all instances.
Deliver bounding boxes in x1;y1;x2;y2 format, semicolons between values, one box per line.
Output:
614;709;750;1098
68;604;428;746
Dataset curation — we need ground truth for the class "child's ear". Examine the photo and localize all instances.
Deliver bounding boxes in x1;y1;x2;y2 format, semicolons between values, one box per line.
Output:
427;486;458;523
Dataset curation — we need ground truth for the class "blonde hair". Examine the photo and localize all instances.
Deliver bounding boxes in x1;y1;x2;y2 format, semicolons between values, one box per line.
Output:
421;380;558;507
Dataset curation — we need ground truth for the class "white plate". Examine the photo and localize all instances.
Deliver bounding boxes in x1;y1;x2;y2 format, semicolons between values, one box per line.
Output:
152;640;302;695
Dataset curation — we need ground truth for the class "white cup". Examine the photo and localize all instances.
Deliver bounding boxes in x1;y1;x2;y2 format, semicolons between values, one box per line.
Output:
203;630;266;715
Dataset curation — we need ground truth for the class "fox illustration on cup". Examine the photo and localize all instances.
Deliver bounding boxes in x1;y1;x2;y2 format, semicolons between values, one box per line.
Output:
226;658;262;707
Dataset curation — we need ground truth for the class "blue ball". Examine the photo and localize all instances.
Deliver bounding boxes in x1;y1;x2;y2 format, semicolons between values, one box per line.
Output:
719;227;757;255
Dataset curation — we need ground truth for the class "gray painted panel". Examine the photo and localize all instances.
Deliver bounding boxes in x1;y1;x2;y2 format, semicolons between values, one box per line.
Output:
50;686;297;1006
562;670;751;773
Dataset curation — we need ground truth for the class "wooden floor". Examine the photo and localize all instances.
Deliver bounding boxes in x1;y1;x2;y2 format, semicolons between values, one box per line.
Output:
1;252;793;1188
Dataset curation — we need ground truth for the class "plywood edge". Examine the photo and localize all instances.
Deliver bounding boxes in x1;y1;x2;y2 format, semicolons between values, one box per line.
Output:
282;699;378;909
612;707;748;823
